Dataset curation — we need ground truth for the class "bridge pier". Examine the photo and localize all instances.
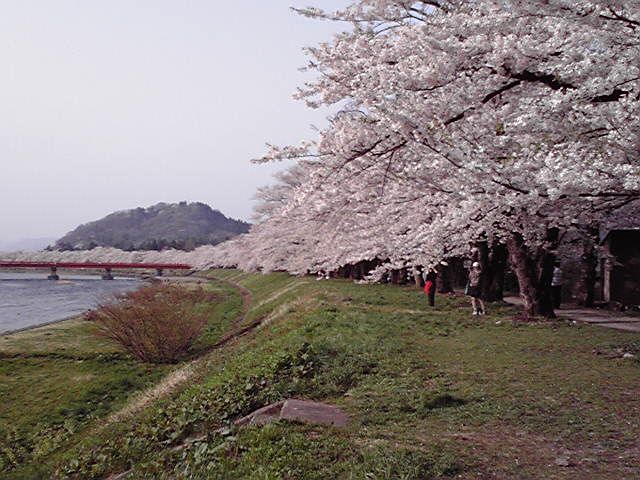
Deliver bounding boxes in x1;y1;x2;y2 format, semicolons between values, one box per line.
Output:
47;266;59;281
102;268;114;280
156;268;164;277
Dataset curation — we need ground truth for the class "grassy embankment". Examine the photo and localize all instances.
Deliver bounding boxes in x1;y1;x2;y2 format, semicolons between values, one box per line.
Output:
0;277;242;478
3;270;640;479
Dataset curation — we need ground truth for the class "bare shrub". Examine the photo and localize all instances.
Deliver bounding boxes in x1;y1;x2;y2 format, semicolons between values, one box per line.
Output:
86;284;217;363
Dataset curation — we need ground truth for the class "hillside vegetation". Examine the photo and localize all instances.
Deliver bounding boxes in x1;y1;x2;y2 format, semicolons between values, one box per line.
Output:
53;202;250;251
2;271;639;479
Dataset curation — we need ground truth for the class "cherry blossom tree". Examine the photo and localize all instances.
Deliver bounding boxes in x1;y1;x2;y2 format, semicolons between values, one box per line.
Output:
4;1;638;319
251;0;640;317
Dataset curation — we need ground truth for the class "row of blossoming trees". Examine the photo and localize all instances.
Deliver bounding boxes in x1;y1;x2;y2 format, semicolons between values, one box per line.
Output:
4;1;637;319
209;0;640;318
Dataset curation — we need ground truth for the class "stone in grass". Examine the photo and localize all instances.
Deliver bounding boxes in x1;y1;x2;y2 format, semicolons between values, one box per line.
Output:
235;399;349;428
281;399;349;427
235;400;285;427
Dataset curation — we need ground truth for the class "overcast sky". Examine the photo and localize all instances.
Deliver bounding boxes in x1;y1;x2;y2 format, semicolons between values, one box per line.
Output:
0;1;350;242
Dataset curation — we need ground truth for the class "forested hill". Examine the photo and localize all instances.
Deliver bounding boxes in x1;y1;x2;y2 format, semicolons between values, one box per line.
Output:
52;202;250;251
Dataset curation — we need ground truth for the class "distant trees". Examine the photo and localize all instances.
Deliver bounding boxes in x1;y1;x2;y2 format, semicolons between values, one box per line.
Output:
53;202;250;252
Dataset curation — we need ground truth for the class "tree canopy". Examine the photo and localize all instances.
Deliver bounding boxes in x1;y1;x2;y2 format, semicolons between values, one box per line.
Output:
211;0;640;316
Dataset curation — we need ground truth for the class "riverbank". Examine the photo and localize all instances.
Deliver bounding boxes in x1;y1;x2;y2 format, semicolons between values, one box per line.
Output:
3;270;640;479
0;277;242;477
1;312;83;336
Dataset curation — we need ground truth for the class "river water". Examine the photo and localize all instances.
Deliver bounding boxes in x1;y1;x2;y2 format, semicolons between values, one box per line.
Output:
0;272;141;334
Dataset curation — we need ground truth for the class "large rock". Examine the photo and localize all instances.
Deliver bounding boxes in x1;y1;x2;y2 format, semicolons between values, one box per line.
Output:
234;399;349;428
235;401;285;427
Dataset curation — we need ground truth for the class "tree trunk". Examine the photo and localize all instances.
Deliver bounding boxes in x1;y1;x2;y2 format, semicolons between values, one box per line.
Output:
398;268;408;285
507;230;558;318
507;234;537;317
487;243;507;301
413;267;424;289
534;228;558;318
450;257;468;289
348;265;356;280
358;261;366;280
437;262;454;293
575;229;598;307
477;242;507;302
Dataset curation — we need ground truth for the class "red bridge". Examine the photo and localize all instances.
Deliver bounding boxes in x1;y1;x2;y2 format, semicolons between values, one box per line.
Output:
0;261;192;280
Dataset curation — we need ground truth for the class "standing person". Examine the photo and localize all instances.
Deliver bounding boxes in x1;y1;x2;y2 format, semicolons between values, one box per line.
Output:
551;261;563;309
423;265;437;307
467;262;486;315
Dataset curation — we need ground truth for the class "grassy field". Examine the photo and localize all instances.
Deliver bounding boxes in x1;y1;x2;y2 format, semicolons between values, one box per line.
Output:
0;278;241;478
3;271;639;479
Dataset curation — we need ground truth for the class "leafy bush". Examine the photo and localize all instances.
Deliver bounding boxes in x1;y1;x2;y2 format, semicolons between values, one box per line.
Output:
86;284;217;363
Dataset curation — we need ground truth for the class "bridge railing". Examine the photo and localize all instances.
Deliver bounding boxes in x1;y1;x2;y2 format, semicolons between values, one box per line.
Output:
0;261;192;280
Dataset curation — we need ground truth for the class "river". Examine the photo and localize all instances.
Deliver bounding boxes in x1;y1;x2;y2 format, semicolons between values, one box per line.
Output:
0;272;141;334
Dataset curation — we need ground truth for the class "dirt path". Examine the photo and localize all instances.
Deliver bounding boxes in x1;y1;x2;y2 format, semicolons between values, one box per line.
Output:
504;296;640;333
556;306;640;333
207;275;264;348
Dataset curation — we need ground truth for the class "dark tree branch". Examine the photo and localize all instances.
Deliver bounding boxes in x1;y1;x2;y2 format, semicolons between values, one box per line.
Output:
592;89;631;103
509;69;575;91
600;7;639;29
482;80;522;103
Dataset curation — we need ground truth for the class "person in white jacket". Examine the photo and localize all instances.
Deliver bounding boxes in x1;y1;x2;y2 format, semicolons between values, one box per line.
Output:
551;262;563;309
467;262;485;316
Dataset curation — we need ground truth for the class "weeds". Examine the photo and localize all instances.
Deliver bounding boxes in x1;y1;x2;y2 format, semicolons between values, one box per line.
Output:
55;342;326;479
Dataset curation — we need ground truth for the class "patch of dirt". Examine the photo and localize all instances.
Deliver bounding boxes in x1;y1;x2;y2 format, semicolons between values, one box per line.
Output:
593;347;638;360
71;374;95;383
441;424;640;479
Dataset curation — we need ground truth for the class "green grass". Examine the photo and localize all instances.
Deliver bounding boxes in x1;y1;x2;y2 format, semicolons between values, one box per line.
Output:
189;279;244;352
0;280;240;477
3;271;640;479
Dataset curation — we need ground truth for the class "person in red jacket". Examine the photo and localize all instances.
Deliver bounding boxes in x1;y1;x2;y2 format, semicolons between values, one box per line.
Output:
423;265;437;307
